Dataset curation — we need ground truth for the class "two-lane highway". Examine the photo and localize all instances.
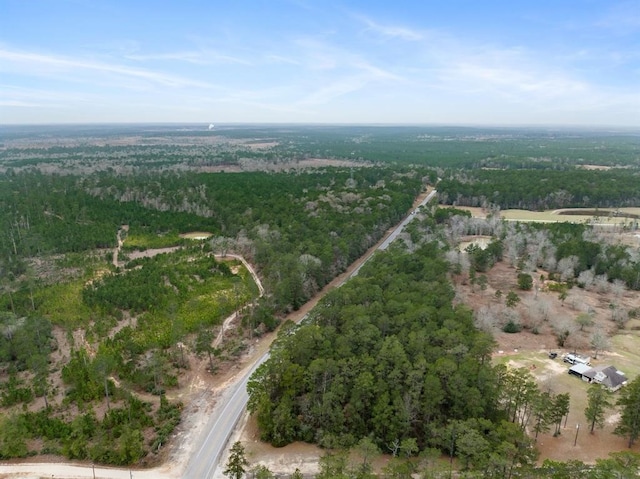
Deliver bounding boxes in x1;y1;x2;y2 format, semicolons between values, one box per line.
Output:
0;189;437;479
188;189;437;478
183;354;266;478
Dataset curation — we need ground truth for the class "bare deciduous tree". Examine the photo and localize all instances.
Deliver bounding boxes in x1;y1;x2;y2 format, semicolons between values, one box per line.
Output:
552;316;578;348
557;256;579;282
577;268;596;290
594;274;610;293
611;279;626;298
475;305;499;333
590;329;609;359
612;306;629;329
542;245;558;272
536;299;552;322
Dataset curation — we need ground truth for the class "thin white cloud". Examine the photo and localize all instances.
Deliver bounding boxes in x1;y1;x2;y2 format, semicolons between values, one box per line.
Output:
442;61;588;97
0;48;219;89
264;54;302;66
125;51;210;64
293;37;340;70
356;15;423;41
353;61;405;82
0;100;49;108
126;50;251;66
297;76;367;106
0;84;96;106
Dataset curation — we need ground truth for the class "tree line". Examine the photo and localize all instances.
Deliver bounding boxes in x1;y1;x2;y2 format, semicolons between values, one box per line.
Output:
437;168;640;210
247;206;640;476
223;439;640;479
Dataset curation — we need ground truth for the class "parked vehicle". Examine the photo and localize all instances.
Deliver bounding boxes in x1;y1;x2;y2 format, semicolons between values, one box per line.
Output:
563;353;591;366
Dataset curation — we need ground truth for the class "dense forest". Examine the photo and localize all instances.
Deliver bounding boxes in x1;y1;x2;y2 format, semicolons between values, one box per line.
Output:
247;205;640;477
0;152;427;464
1;125;640;472
437;168;640;210
225;438;640;479
0;167;425;311
2;124;639;171
247;242;507;451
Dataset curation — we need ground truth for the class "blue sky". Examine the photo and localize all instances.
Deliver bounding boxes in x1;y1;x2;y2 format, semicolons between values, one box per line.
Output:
1;0;639;126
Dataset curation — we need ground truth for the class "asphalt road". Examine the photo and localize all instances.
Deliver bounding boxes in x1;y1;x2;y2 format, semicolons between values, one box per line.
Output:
183;356;266;478
0;189;437;479
351;188;437;276
191;189;438;478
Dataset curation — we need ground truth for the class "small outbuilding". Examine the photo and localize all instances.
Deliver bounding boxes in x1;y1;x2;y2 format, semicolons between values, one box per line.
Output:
568;363;593;382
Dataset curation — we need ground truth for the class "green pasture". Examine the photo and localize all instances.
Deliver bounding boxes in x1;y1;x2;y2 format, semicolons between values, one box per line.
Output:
609;333;640;378
501;207;640;226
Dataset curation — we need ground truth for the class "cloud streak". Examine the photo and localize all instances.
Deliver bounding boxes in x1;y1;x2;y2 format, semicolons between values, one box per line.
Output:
0;48;218;89
125;50;251;66
356;15;424;41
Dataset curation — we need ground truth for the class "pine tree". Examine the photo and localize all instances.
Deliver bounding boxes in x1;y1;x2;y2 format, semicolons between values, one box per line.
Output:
551;393;570;436
585;386;612;433
615;376;640;448
224;441;249;479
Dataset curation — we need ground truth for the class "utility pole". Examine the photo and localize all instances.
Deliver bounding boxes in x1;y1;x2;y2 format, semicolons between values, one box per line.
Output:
573;424;580;446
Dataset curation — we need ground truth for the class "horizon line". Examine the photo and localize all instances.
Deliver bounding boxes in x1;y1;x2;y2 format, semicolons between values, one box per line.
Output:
1;121;639;131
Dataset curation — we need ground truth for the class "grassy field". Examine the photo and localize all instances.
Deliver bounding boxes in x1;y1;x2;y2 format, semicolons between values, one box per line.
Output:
500;207;640;226
122;232;185;250
494;332;640;416
179;231;213;240
493;331;640;461
608;332;640;378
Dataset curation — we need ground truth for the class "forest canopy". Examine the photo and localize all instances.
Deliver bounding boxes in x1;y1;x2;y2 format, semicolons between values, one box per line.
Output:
248;240;520;457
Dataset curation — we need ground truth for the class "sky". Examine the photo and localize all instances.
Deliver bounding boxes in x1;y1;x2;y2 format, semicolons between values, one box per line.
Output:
0;0;639;126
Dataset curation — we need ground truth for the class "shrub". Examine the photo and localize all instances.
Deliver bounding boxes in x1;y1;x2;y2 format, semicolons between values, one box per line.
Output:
517;273;533;291
502;320;522;333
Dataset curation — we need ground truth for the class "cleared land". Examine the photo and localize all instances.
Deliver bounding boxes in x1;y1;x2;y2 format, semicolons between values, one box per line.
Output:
501;207;640;226
453;206;640;464
179;231;213;240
